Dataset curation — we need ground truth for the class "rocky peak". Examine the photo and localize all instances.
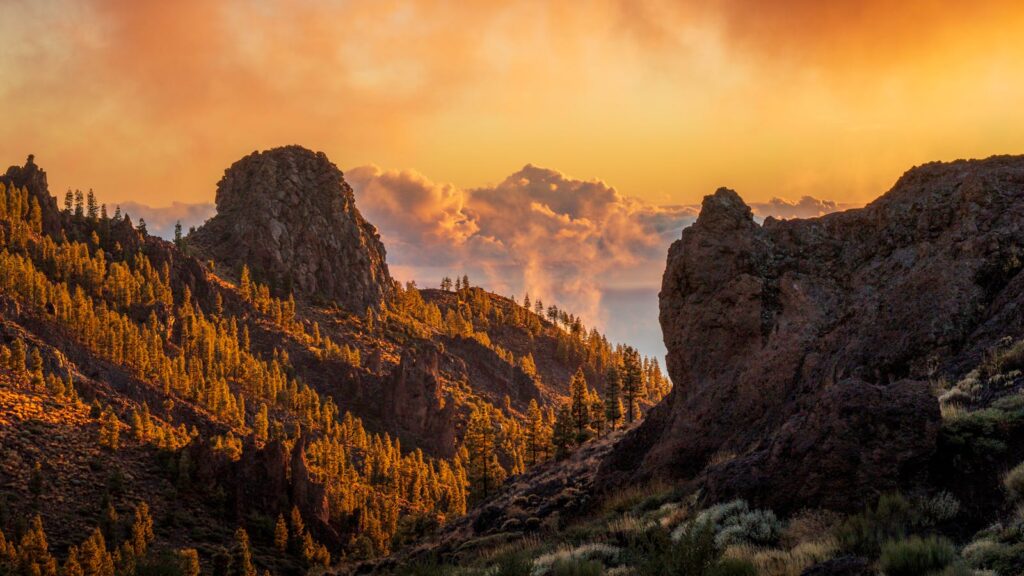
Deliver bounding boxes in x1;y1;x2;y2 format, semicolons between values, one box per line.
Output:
2;154;61;235
190;145;393;311
604;155;1024;512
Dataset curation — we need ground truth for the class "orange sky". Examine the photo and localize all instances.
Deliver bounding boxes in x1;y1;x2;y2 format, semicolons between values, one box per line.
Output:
3;0;1024;207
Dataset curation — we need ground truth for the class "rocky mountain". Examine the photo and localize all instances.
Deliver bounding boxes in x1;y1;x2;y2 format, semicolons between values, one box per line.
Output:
378;156;1024;576
603;156;1024;512
0;150;667;572
189;146;393;312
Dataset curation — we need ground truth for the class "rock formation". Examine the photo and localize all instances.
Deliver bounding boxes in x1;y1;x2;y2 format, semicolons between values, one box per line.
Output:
2;155;61;236
190;146;392;311
383;345;459;457
604;156;1024;512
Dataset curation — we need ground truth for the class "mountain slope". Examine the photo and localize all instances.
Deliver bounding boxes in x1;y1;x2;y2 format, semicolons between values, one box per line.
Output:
0;150;666;572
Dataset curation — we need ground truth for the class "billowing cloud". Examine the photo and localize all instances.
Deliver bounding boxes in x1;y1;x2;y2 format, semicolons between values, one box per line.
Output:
122;163;847;359
751;196;855;220
350;164;697;323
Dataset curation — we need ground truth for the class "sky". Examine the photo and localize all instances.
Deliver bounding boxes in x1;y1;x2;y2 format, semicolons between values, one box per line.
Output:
4;0;1024;360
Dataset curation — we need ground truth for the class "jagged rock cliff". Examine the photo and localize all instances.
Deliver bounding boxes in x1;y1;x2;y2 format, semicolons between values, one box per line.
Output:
190;146;393;311
604;155;1024;512
1;155;61;236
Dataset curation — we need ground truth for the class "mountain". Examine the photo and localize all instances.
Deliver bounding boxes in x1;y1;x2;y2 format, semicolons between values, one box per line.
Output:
189;146;393;312
378;156;1024;576
604;157;1024;516
0;150;667;573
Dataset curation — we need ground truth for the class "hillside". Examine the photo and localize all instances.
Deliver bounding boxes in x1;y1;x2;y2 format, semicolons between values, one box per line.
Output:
0;150;667;575
375;156;1024;576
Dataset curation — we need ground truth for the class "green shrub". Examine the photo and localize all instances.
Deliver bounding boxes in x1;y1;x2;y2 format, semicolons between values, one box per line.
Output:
878;536;955;576
1003;461;1024;501
682;500;781;547
708;557;757;576
550;558;604;576
635;523;721;576
835;493;928;556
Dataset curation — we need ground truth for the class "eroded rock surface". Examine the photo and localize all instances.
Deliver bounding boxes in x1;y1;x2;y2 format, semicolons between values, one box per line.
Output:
605;156;1024;512
191;145;392;311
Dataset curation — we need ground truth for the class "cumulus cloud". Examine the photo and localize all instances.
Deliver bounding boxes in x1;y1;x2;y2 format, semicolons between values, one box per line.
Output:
119;201;215;240
751;196;855;220
350;164;701;324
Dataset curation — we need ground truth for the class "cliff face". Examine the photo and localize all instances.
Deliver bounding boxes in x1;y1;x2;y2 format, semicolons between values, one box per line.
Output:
604;156;1024;512
190;145;393;311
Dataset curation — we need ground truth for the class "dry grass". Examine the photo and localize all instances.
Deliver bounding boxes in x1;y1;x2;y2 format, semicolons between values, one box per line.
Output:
598;479;674;515
724;539;838;576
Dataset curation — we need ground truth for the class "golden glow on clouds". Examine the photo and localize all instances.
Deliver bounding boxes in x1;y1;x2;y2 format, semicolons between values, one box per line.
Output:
2;0;1024;207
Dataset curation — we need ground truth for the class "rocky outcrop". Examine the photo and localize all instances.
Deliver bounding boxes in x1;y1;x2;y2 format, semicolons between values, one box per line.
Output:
190;146;392;311
604;156;1024;512
383;345;459;457
2;155;61;235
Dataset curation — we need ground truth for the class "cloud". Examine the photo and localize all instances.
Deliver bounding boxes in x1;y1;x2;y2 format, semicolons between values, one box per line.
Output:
751;196;855;220
350;163;701;324
118;201;215;240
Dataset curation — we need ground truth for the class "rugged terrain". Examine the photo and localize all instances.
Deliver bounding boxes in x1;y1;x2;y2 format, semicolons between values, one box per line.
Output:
378;156;1024;576
604;157;1024;515
0;150;666;575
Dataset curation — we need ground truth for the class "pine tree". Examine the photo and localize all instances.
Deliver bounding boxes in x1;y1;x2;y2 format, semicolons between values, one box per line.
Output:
240;265;252;301
130;502;154;556
254;404;269;443
551;403;575;459
178;550;200;576
604;364;622;430
64;190;74;213
273;514;288;552
174;221;183;247
87;190;98;220
568;368;590;441
288;507;305;553
228;528;256;576
463;406;506;501
18;515;57;576
621;347;643;424
524;399;549;466
462;274;470;290
10;339;26;376
99;408;121;450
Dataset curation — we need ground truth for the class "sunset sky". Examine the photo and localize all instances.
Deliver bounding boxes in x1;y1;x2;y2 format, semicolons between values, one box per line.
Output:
4;0;1024;358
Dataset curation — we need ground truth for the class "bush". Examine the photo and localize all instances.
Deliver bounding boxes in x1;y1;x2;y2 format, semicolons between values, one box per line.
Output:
635;523;721;576
1003;461;1024;501
708;558;757;576
683;500;782;547
878;536;955;576
550;558;604;576
835;493;927;556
